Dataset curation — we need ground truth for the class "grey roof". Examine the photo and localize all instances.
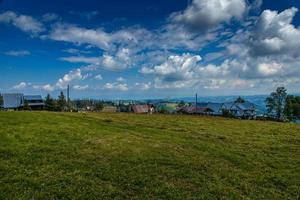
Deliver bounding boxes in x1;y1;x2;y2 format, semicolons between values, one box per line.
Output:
222;101;255;111
3;93;24;108
27;102;45;106
222;102;234;110
235;101;255;111
206;102;223;113
24;95;43;101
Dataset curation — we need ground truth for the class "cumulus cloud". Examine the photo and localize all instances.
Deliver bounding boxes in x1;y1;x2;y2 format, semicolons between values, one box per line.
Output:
257;62;283;76
248;7;300;57
59;56;100;64
13;82;29;89
103;82;129;91
56;69;83;89
0;11;45;34
62;48;91;54
94;74;103;80
33;84;55;92
42;13;59;22
116;77;126;82
48;24;150;51
5;4;300;95
5;50;30;57
73;85;89;90
135;82;151;90
141;53;202;85
170;0;247;32
48;24;111;50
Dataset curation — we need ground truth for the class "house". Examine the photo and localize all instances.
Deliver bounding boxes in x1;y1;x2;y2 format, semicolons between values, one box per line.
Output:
221;101;256;118
2;93;44;110
102;106;118;112
132;104;149;114
178;103;213;114
24;95;44;110
2;93;24;109
206;102;223;115
155;103;178;114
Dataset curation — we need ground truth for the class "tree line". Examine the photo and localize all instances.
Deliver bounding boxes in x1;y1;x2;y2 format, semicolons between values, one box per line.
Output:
1;89;300;122
44;92;105;112
265;87;300;121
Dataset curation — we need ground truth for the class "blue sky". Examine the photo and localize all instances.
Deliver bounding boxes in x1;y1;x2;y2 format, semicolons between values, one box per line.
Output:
1;0;300;99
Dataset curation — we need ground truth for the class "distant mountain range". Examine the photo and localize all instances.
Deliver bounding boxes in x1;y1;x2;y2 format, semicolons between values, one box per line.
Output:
135;95;268;112
167;95;268;112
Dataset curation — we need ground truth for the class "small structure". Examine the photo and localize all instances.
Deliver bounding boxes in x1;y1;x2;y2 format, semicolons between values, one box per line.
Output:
155;103;178;114
24;95;44;110
102;106;118;112
2;93;24;109
178;103;213;114
206;102;223;116
132;104;149;114
221;101;256;118
2;93;44;110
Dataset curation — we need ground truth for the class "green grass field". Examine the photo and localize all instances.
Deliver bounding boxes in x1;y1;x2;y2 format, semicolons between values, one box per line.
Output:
0;112;299;199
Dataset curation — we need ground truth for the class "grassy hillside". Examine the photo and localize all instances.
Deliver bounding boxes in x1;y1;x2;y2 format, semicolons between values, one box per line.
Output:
0;112;299;199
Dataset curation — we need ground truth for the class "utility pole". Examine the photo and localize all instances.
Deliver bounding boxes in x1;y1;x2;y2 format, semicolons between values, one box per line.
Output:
67;84;70;106
195;93;198;114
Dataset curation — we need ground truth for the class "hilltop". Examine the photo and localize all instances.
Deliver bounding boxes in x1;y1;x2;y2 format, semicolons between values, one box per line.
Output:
0;112;299;199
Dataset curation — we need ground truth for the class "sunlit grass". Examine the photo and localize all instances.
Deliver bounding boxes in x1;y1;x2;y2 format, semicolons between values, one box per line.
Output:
0;112;299;199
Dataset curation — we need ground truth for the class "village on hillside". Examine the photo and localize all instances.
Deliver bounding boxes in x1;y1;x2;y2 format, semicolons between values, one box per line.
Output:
1;87;300;122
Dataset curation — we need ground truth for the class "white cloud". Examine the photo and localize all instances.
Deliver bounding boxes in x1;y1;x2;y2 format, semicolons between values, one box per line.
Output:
249;7;300;57
56;69;83;89
170;0;247;32
4;5;300;95
141;53;201;83
5;50;30;57
33;84;55;92
116;77;126;82
63;48;91;54
48;24;146;51
13;82;28;89
257;62;283;76
0;11;45;34
94;74;103;80
103;82;129;91
59;56;100;64
135;82;151;90
73;85;89;90
48;24;111;50
42;13;59;22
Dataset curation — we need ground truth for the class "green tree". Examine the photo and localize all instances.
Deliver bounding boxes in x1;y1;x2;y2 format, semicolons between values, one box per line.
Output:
23;100;30;110
235;96;245;103
0;94;3;108
265;87;287;121
178;100;185;107
285;95;300;119
44;94;55;111
57;91;67;111
222;109;234;118
95;102;104;112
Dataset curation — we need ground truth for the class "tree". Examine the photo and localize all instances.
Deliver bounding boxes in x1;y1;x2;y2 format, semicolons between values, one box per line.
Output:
265;87;287;121
95;102;104;112
57;91;67;111
23;100;30;110
285;95;300;119
178;100;185;107
44;94;55;111
0;94;3;108
222;109;234;118
235;96;245;103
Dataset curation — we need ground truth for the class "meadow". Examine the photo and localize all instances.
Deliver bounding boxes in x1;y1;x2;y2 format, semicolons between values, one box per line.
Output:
0;112;299;199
